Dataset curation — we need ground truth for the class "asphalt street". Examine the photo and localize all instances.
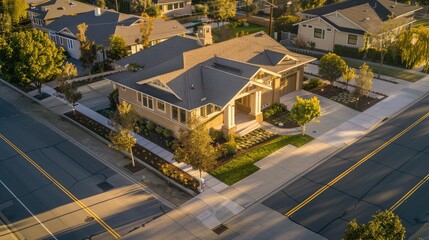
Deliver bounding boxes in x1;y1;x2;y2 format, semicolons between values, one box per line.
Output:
263;94;429;239
0;95;170;240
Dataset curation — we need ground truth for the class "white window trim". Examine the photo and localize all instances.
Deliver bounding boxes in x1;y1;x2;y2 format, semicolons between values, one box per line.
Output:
314;28;325;39
137;92;141;102
156;100;166;113
142;94;154;111
347;34;358;46
59;37;63;45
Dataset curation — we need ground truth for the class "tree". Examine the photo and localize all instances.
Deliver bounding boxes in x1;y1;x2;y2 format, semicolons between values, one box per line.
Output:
344;210;406;240
109;127;137;167
318;52;347;88
397;26;429;72
208;0;236;27
354;63;373;109
130;0;147;14
242;0;258;17
57;62;78;92
300;0;326;10
77;23;97;78
2;30;65;95
1;0;28;23
274;15;302;34
194;4;209;15
0;13;12;35
140;19;153;48
360;22;399;78
173;117;219;178
95;0;106;8
109;101;140;167
290;96;322;135
106;34;128;61
342;66;356;91
63;82;82;114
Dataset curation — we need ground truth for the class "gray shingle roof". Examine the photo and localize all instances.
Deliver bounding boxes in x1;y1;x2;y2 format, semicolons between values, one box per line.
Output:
107;32;315;110
28;0;95;21
45;9;187;47
302;0;421;34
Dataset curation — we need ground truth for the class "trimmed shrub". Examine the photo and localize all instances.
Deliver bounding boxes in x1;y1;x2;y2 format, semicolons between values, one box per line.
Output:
223;142;238;156
146;121;155;131
303;78;323;90
155;126;164;134
262;103;287;119
163;129;172;139
210;129;223;141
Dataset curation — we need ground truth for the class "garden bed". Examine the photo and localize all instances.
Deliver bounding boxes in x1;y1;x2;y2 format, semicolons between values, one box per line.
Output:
33;92;51;100
211;134;314;185
235;128;277;150
264;111;299;128
309;85;385;112
64;110;199;193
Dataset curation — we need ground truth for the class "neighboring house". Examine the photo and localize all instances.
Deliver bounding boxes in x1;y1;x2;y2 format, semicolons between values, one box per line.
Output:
27;0;95;30
105;25;315;137
153;0;192;17
294;0;422;51
44;8;188;60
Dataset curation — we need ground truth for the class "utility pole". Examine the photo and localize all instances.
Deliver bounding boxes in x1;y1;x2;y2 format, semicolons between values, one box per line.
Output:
115;0;119;12
268;0;274;36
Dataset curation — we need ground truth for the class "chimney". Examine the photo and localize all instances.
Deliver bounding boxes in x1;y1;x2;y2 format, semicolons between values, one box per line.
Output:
94;7;101;16
197;24;213;46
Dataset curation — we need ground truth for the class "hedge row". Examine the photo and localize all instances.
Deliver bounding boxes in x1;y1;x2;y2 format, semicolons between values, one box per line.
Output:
333;45;406;67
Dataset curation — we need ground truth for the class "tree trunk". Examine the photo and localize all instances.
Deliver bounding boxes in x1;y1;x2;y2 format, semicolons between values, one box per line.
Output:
301;125;306;135
199;168;202;179
129;146;135;167
72;105;76;115
355;97;360;110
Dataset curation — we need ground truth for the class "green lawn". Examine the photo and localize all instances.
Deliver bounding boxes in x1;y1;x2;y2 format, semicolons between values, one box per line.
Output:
211;134;313;185
212;23;268;42
345;59;425;82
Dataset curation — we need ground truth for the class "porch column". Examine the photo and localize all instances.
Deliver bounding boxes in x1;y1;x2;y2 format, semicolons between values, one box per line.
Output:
222;103;236;136
250;91;263;122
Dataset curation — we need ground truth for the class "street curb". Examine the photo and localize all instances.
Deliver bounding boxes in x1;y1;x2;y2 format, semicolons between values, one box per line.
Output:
62;114;198;197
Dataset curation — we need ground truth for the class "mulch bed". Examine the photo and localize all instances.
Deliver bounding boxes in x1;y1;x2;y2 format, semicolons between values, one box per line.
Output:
64;110;199;193
309;85;385;112
33;92;51;101
123;162;145;173
265;111;299;129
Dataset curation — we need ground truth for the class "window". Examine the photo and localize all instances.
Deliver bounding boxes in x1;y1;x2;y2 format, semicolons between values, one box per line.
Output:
167;4;173;10
174;3;179;8
121;86;126;91
137;92;141;102
179;2;184;8
157;100;165;112
142;94;153;109
172;106;178;120
179;109;186;124
347;34;358;45
200;106;206;117
67;39;74;49
308;25;312;28
207;104;213;115
59;37;63;45
302;24;307;27
314;28;325;39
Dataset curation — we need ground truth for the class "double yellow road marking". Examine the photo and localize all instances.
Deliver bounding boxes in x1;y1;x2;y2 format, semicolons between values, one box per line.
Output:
286;111;429;217
390;173;429;211
0;133;121;239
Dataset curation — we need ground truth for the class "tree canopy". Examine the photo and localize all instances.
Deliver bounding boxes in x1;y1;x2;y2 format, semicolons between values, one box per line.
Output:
1;0;28;23
63;82;82;113
77;23;97;75
173;118;219;178
397;26;429;72
1;30;65;94
274;15;301;34
341;66;356;91
319;52;347;86
290;96;322;135
354;63;373;108
208;0;236;25
107;34;129;61
0;13;12;35
300;0;326;10
344;210;406;240
57;62;78;92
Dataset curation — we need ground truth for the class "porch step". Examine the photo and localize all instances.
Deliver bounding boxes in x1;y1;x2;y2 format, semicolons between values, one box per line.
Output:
236;120;261;137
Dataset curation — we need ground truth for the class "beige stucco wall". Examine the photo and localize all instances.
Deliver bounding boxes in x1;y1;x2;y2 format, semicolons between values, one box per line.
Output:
160;1;192;17
333;31;364;49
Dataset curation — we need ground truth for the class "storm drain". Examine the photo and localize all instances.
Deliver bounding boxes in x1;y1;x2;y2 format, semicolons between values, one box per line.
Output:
96;181;114;192
212;224;228;235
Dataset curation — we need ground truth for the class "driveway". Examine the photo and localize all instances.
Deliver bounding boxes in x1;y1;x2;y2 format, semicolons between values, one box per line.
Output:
279;90;360;138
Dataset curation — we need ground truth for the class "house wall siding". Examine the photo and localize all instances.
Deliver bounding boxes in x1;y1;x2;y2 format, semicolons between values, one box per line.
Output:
297;18;336;51
160;1;192;17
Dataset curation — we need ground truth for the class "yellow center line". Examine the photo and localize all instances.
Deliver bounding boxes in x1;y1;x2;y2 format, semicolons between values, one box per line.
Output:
390;173;429;211
0;133;121;239
286;111;429;217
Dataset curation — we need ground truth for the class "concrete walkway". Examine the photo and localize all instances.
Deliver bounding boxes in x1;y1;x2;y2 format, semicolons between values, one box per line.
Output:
124;73;429;238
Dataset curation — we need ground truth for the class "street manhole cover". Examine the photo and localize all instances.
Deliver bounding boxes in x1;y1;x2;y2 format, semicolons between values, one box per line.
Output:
84;216;95;222
96;181;114;192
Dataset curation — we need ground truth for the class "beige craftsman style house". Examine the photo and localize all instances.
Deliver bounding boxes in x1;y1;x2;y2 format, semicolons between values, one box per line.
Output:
153;0;192;17
43;8;187;60
295;0;422;51
106;26;315;137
